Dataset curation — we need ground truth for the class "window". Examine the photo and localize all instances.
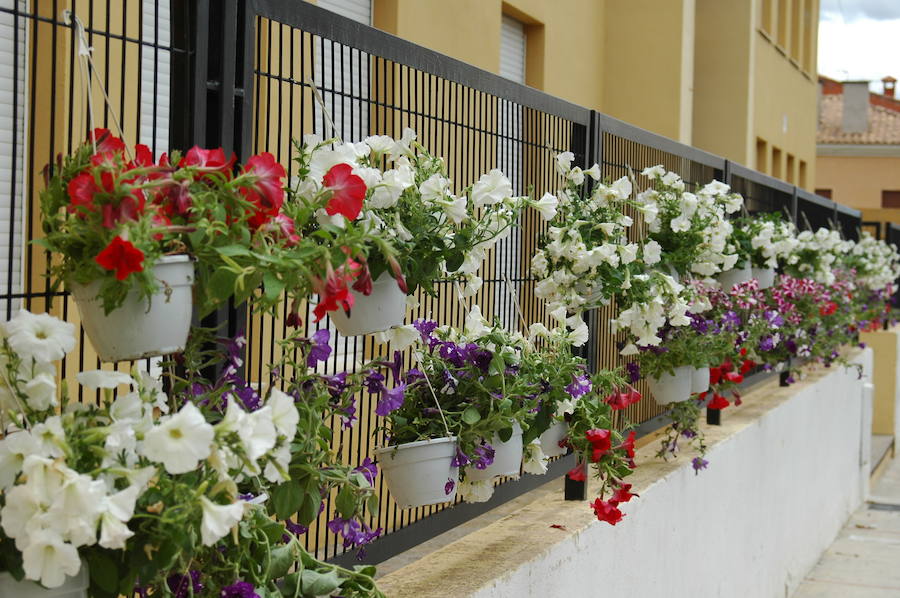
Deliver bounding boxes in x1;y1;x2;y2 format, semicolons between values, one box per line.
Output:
772;147;782;179
786;153;795;184
799;160;807;188
756;138;768;173
496;15;526;331
0;1;26;315
815;188;832;199
882;191;900;208
313;0;373;142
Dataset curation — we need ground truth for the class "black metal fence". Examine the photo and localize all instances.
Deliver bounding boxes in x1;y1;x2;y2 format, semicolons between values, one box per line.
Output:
0;0;863;568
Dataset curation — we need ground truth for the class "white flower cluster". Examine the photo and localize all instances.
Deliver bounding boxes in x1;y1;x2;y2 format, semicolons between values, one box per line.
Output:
747;217;799;269
637;167;743;277
0;312;301;588
849;232;900;292
788;227;854;285
613;271;693;349
298;129;529;296
531;157;639;313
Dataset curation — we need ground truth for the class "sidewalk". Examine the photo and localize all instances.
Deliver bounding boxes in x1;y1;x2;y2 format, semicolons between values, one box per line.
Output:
794;453;900;597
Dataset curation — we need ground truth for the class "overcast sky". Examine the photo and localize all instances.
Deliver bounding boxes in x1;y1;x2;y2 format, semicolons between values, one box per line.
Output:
819;0;900;91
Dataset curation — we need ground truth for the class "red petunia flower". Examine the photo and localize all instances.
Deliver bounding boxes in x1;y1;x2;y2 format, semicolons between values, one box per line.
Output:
352;263;374;296
95;236;145;281
606;389;641;410
585;428;611;449
619;430;636;459
591;498;624;525
130;143;154;168
67;172;100;214
724;371;744;384
262;213;301;247
180;146;236;174
566;464;586;482
707;393;730;410
740;359;756;375
91;128;126;155
819;301;838;316
323;163;366;221
610;483;637;504
708;367;722;385
241;153;287;229
739;347;748;357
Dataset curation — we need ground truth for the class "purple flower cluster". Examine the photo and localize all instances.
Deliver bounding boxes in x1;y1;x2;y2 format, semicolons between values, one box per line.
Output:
763;310;784;328
626;361;641;384
353;457;378;486
282;519;309;543
758;335;776;352
306;329;333;367
471;442;496;470
721;310;741;330
166;571;203;598
220;581;261;598
327;516;383;556
691;457;709;474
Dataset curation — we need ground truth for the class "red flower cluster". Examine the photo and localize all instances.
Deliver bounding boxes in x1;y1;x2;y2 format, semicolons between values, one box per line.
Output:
706;393;731;410
239;152;287;229
312;258;364;322
586;428;611;462
819;301;838;316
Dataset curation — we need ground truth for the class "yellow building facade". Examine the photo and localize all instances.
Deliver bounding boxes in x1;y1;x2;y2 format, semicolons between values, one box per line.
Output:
354;0;820;188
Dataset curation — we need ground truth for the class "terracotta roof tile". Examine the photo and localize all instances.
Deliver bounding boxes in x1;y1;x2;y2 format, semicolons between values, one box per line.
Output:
818;93;900;144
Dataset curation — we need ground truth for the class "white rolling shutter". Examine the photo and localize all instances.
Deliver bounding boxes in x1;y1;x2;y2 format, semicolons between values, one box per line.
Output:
140;0;171;155
313;0;371;142
0;0;27;315
496;16;526;331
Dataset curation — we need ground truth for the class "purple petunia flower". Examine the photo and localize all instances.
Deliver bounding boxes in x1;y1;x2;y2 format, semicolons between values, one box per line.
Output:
445;478;456;495
306;329;332;367
283;519;309;541
784;338;798;354
721;310;741;330
763;310;784;329
166;571;203;598
340;399;357;429
413;319;440;347
692;457;709;474
565;374;592;398
625;362;640;384
758;336;775;352
354;457;378;486
322;372;348;398
375;383;406;416
472;442;495;470
689;314;710;334
681;429;697;439
363;370;385;394
450;448;470;468
327;517;382;550
220;581;261;598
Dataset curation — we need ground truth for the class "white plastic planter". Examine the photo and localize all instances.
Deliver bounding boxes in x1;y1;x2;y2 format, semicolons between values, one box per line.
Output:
330;273;407;337
465;422;524;481
691;366;710;394
72;255;194;362
717;263;752;291
539;420;569;458
753;267;776;289
648;365;694;405
375;437;458;508
0;564;88;598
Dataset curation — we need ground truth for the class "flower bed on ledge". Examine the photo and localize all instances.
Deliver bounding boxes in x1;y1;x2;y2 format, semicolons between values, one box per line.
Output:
375;347;871;598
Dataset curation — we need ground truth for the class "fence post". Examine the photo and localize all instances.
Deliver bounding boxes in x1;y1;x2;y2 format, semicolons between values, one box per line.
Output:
705;161;731;427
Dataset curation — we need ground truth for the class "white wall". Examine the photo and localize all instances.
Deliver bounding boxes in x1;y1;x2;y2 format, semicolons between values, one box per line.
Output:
470;351;871;598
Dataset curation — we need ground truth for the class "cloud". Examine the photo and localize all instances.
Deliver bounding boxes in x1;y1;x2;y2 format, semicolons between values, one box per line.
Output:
818;18;900;86
821;0;900;22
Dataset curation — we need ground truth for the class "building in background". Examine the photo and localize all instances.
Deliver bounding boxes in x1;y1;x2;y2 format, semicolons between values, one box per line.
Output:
816;75;900;234
315;0;820;189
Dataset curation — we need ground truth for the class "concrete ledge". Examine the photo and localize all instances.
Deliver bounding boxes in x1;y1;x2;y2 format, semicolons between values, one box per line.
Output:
377;349;872;598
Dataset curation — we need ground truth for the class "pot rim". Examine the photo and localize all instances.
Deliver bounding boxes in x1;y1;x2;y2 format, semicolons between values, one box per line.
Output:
374;436;457;453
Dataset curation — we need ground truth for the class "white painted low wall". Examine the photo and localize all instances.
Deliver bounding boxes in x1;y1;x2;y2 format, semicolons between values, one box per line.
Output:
471;351;872;598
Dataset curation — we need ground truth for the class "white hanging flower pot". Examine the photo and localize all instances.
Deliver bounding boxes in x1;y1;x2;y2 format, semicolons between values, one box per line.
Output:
0;563;88;598
375;437;458;508
465;422;524;481
717;262;752;291
691;366;710;394
752;267;776;289
648;365;694;405
330;273;407;337
72;255;194;362
539;420;569;457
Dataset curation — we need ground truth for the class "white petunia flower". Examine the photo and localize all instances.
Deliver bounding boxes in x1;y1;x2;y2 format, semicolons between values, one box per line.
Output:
522;439;549;475
46;468;106;547
458;478;495;503
642;240;662;265
641;165;665;179
555;151;575;175
98;485;139;549
439;195;468;225
199;496;245;546
140;403;214;474
376;324;420;353
565;316;589;347
531;192;559;221
21;529;81;588
263;444;291;484
0;430;39;489
472;169;513;208
77;369;136;390
4;311;75;364
31;416;66;458
23;368;57;411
